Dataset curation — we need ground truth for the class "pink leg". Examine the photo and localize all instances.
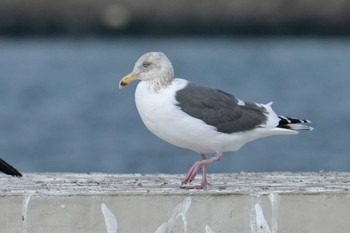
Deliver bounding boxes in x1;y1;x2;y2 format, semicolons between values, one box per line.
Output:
180;153;223;189
200;154;208;188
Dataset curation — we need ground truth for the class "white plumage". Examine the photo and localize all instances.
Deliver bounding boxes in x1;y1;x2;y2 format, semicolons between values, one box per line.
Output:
119;52;312;189
135;78;296;154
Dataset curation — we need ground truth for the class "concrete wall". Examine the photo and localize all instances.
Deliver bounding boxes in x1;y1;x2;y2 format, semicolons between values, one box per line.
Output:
1;172;350;233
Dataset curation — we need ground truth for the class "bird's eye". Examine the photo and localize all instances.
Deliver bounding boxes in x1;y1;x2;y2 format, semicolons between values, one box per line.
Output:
142;61;151;68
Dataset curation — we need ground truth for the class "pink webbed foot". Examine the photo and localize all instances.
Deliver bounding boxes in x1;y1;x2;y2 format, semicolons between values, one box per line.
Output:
180;153;223;189
182;160;204;184
180;164;208;189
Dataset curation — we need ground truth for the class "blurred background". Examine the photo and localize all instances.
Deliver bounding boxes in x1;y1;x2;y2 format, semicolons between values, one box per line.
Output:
0;0;349;174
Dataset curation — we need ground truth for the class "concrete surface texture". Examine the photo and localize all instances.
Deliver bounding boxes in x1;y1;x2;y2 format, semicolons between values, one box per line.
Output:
0;172;350;233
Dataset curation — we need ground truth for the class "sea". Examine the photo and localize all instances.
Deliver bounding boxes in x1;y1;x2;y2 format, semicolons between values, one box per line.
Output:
0;36;349;174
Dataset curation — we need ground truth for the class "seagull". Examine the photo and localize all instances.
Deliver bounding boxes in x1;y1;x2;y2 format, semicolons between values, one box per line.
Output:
119;52;313;189
0;157;22;177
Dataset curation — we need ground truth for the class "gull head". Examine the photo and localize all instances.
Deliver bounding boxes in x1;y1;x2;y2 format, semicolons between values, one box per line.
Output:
119;52;175;89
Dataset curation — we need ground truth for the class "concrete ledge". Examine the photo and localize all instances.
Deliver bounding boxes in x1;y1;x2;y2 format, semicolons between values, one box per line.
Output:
1;172;350;233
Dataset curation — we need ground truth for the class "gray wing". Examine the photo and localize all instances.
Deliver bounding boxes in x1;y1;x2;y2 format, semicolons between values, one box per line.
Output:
175;83;268;134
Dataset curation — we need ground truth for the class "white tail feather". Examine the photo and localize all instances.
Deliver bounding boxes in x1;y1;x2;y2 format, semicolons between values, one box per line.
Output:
286;124;314;131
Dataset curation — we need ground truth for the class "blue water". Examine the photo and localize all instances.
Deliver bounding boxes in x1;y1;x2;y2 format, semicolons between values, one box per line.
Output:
0;37;349;174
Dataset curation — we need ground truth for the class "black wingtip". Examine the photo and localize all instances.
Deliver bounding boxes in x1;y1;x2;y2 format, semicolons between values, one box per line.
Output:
277;116;313;131
0;158;22;177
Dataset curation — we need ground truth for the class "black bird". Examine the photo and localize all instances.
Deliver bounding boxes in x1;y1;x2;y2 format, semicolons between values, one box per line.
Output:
0;158;22;177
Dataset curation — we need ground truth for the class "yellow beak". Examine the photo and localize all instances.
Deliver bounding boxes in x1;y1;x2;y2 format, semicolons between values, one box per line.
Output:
119;72;137;89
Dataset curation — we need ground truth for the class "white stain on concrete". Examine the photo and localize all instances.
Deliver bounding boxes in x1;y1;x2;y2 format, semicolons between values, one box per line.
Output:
22;192;34;233
101;203;118;233
250;193;280;233
253;203;272;233
269;193;280;233
155;197;192;233
205;224;215;233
